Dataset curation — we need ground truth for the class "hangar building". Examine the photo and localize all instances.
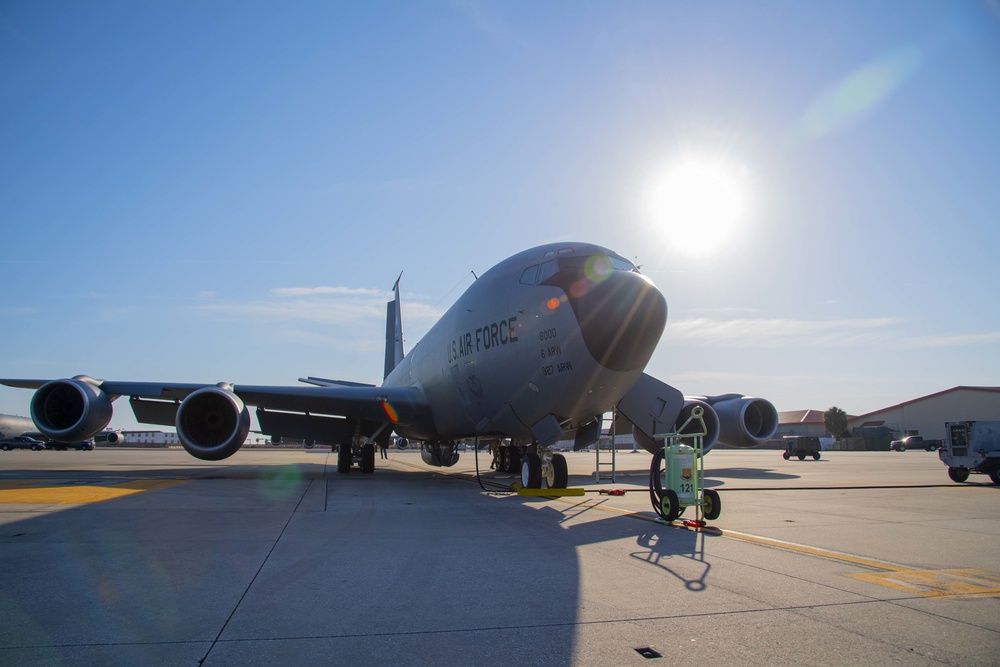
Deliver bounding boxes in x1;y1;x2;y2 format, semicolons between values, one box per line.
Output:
846;386;1000;440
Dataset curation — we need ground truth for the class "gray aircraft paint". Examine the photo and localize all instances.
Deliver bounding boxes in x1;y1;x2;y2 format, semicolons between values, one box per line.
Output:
0;242;777;470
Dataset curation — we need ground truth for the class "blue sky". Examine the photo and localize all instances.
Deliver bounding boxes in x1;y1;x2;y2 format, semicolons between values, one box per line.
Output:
2;1;999;429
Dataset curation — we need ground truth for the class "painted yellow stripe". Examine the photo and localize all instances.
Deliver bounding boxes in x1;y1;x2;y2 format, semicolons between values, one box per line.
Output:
517;487;585;497
0;480;185;504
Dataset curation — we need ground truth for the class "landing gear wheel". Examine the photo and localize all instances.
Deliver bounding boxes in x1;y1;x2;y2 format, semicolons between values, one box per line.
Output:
948;466;969;483
703;489;722;520
508;448;521;474
661;489;681;522
989;467;1000;486
547;454;568;488
337;443;352;474
521;453;542;489
361;443;376;474
500;447;510;473
812;452;821;460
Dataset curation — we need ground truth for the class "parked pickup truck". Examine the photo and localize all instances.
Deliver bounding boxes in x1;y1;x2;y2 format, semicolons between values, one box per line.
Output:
890;436;941;452
0;436;46;451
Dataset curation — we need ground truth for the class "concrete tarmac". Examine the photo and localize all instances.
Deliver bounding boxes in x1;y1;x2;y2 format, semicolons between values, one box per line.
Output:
0;447;997;666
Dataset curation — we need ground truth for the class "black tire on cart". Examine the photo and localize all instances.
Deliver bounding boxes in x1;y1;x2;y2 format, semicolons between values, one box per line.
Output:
703;489;722;520
947;466;969;483
989;467;1000;486
812;452;821;460
797;452;806;461
782;451;790;460
661;489;681;522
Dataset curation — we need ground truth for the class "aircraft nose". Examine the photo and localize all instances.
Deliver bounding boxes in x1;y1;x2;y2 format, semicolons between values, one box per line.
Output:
564;270;667;372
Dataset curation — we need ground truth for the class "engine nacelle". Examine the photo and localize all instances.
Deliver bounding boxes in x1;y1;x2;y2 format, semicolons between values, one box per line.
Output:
30;376;113;442
176;384;250;461
421;441;459;467
103;431;123;445
632;400;722;455
693;394;778;449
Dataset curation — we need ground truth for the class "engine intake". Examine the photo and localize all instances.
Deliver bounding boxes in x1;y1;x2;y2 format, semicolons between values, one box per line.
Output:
176;385;250;461
694;394;778;449
30;376;113;442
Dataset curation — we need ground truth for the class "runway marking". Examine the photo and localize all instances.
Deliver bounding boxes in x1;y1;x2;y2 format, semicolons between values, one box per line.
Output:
845;569;1000;599
550;495;1000;599
0;479;186;504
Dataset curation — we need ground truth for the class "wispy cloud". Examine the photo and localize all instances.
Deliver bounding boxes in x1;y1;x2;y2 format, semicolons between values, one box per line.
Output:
666;317;903;347
270;286;388;298
667;316;1000;350
903;332;1000;349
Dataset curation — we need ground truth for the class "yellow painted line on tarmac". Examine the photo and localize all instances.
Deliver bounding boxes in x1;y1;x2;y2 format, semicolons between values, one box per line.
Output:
551;495;1000;599
0;479;186;504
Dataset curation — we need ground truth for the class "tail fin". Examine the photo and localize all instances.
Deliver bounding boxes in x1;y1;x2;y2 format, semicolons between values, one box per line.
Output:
383;274;404;380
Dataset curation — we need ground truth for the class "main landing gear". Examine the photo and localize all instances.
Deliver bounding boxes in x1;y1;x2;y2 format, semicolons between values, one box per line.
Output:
337;440;376;474
520;450;568;490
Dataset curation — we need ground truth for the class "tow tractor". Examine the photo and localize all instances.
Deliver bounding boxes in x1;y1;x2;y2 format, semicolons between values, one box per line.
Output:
939;421;1000;485
649;406;721;526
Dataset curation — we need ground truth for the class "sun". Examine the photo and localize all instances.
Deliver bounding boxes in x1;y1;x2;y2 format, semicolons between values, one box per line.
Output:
646;155;751;259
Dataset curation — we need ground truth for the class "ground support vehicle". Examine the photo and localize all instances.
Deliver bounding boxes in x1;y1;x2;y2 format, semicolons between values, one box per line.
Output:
649;406;721;523
45;440;94;451
782;436;821;460
939;421;1000;485
1;436;46;451
890;435;940;452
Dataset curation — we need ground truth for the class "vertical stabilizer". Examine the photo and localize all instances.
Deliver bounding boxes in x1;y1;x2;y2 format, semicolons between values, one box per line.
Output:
384;274;404;380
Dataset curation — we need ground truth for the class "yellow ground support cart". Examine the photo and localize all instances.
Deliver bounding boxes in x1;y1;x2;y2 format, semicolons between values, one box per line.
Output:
649;406;722;525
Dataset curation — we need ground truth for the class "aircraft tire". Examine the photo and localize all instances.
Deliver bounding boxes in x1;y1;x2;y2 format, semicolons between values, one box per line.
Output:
508;448;521;474
661;489;681;522
500;447;510;473
338;443;352;474
549;454;568;488
703;489;721;520
522;453;542;489
361;443;375;474
947;467;969;483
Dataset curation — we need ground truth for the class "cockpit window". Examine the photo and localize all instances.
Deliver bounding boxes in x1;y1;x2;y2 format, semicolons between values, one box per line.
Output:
538;259;558;284
552;253;637;273
534;253;638;287
519;265;539;285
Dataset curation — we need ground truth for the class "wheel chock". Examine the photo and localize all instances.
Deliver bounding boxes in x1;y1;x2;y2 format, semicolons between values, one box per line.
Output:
516;487;585;497
599;489;625;496
682;519;706;528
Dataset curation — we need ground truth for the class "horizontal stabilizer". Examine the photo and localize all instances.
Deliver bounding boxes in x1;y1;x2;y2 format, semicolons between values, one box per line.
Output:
299;377;376;388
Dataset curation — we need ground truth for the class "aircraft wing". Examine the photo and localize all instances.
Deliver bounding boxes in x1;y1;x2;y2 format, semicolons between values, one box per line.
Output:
0;377;430;455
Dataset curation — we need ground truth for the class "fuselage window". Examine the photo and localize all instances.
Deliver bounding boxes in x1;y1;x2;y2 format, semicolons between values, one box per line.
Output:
519;265;539;285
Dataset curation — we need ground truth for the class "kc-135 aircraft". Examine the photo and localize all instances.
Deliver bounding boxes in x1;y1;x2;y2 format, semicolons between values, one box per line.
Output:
0;242;777;488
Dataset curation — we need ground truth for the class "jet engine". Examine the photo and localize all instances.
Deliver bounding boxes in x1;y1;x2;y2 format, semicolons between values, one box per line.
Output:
631;399;721;455
694;394;778;449
421;441;459;467
176;384;251;461
30;376;113;442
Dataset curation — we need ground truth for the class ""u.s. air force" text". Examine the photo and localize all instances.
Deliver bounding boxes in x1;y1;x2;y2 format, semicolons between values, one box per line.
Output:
448;316;519;363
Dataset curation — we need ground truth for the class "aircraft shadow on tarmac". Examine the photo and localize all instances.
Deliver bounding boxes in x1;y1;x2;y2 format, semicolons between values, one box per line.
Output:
1;461;731;666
